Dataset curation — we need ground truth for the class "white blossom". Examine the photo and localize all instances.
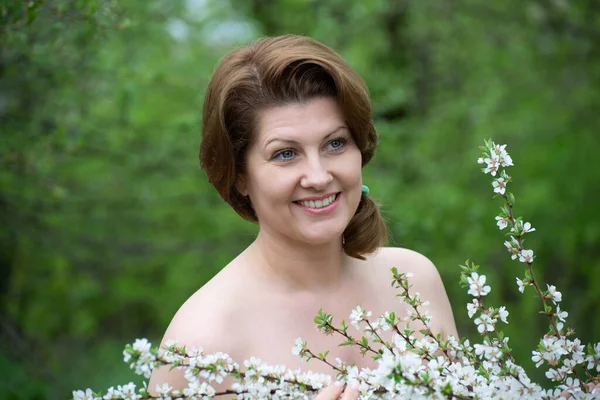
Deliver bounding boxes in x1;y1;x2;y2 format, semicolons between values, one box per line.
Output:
491;143;514;167
377;313;392;331
555;305;568;322
482;154;500;176
500;152;513;167
474;312;495;333
132;338;151;353
516;277;526;293
492;177;507;194
522;221;536;233
586;343;600;372
116;383;139;400
474;343;503;362
547;284;562;304
155;383;172;399
532;350;544;368
495;215;510;230
504;236;520;260
558;377;582;394
73;389;98;400
183;381;215;398
519;249;534;263
497;306;509;324
546;367;561;381
467;272;491;297
467;299;479;318
349;306;371;330
292;337;305;356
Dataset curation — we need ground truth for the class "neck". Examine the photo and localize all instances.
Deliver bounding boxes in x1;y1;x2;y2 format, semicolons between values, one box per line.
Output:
247;228;348;293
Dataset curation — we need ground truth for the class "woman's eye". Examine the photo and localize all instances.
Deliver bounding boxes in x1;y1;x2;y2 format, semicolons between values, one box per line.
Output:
328;138;346;151
274;149;295;161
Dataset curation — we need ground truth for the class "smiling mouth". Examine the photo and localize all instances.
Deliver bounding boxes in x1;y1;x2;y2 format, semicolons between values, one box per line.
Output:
294;193;339;209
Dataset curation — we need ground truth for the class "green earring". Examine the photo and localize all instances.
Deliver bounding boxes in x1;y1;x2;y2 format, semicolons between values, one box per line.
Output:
362;185;370;196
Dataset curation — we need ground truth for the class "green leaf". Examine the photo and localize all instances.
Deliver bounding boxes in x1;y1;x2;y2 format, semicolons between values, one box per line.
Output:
27;9;37;25
361;336;369;347
507;191;515;203
317;350;330;359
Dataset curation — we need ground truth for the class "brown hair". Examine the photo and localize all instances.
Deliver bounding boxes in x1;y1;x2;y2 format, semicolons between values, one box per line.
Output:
199;35;386;259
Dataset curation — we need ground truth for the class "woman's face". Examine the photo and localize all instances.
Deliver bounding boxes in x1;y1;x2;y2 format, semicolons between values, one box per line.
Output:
238;97;363;246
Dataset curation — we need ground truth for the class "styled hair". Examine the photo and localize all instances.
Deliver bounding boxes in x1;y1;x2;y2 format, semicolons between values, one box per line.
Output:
199;35;387;259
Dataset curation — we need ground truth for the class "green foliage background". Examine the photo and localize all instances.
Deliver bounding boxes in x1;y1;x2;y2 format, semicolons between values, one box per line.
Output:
1;0;599;398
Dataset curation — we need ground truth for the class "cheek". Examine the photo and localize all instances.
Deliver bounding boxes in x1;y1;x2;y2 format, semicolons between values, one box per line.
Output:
345;151;363;205
345;150;363;182
248;169;295;205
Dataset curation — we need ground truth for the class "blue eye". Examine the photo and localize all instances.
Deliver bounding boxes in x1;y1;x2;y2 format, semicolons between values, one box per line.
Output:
328;137;346;151
273;149;295;161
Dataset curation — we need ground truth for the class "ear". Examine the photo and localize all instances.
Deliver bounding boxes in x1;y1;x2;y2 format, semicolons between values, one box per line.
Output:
235;175;248;196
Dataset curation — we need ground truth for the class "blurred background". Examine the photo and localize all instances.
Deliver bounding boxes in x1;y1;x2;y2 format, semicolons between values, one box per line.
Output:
1;0;599;398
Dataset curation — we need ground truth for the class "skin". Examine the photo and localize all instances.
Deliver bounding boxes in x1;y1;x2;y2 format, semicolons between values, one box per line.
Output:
148;97;459;399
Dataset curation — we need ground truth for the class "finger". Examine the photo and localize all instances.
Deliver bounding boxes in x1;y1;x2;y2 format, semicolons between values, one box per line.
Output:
341;381;360;400
314;381;344;400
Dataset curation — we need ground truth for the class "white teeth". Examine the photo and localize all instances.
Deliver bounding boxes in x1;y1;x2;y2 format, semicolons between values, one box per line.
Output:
299;194;337;209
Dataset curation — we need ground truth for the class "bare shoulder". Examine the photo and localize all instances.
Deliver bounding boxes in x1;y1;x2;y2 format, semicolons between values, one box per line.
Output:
162;274;237;348
366;247;459;339
148;260;250;392
162;255;255;352
367;247;442;283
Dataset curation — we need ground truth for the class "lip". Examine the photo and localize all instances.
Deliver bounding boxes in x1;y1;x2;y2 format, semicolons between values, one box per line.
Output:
294;192;339;202
294;193;341;215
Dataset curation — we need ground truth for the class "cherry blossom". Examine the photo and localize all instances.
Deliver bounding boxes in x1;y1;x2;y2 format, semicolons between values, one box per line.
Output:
480;154;500;176
292;337;305;356
586;343;600;372
492;177;507;194
467;272;491;297
72;389;97;400
495;215;509;230
497;306;509;324
547;284;562;304
504;236;520;260
519;249;534;263
491;143;514;168
516;277;526;293
349;306;371;330
522;221;536;233
467;299;479;318
155;383;173;398
474;312;495;333
555;305;568;322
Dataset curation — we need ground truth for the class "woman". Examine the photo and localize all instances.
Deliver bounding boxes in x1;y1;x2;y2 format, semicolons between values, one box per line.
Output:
149;35;458;399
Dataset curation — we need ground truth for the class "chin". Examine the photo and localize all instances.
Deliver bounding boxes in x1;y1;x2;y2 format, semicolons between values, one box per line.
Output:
298;226;346;246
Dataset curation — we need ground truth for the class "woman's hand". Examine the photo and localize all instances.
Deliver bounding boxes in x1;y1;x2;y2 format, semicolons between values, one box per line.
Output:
315;382;359;400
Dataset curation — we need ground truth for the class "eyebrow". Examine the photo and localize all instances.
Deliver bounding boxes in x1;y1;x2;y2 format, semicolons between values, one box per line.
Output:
264;126;348;148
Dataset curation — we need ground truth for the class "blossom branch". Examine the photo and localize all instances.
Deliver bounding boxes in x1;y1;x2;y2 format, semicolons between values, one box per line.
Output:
501;192;561;337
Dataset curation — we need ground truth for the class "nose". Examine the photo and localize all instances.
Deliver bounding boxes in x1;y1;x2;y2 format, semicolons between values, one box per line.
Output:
300;155;333;190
